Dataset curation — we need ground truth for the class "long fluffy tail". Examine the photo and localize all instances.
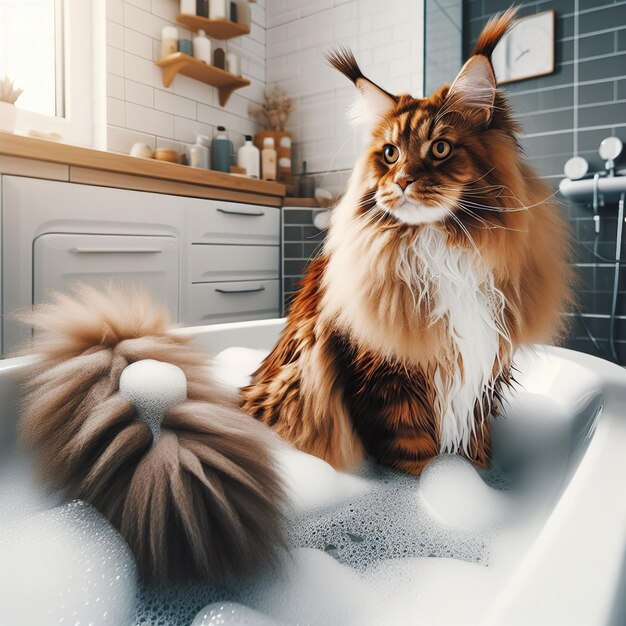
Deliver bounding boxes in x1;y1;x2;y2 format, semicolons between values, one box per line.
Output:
18;285;286;584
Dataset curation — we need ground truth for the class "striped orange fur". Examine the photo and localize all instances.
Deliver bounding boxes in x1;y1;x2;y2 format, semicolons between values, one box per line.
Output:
242;9;573;475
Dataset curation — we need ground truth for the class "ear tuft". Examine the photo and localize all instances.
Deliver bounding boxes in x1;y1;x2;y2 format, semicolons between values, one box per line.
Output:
327;46;398;127
325;46;364;85
472;7;518;58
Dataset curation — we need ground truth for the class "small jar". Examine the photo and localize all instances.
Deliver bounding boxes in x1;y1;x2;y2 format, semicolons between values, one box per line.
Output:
161;26;178;58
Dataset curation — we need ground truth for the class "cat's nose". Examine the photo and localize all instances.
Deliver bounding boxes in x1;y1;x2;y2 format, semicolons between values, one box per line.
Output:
395;176;415;191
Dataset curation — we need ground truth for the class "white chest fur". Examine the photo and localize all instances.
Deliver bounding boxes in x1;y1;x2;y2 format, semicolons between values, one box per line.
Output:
412;228;509;454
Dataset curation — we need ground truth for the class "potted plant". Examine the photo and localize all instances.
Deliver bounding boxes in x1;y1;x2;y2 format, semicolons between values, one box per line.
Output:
0;76;23;133
250;85;295;181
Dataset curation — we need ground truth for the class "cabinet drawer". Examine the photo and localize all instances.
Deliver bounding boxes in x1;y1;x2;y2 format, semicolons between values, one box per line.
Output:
190;245;279;283
188;199;280;245
190;280;279;325
33;233;180;320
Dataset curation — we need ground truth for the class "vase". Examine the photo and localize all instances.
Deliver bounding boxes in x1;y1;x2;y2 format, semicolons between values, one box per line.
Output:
0;102;17;133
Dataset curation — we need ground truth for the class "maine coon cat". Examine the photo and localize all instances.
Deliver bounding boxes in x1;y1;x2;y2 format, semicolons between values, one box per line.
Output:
242;9;572;475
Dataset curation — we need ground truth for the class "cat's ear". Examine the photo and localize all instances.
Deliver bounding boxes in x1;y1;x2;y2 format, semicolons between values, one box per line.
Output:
326;47;397;126
446;8;518;125
447;55;497;125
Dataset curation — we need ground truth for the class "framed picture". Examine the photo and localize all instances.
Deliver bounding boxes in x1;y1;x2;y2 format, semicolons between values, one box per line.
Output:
491;10;555;85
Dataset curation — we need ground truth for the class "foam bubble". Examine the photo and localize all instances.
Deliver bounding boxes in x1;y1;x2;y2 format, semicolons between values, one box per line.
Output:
275;445;371;514
119;359;187;439
0;454;60;531
0;501;137;626
191;602;281;625
212;347;269;389
419;454;511;531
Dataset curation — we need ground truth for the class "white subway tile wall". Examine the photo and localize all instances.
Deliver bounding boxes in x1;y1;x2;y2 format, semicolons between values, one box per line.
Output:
266;0;424;190
269;0;424;310
105;0;266;155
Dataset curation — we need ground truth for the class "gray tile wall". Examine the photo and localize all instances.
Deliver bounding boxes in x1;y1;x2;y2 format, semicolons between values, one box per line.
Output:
465;0;626;362
281;207;325;312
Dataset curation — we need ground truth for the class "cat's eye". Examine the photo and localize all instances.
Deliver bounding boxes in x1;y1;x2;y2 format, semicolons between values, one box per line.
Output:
430;140;452;160
382;144;399;164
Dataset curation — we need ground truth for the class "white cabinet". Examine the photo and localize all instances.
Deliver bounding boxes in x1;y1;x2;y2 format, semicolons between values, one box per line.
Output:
1;175;281;356
190;280;280;324
187;200;280;245
33;234;179;314
190;244;279;283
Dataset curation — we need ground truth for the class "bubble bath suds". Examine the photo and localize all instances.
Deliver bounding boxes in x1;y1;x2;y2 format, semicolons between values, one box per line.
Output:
2;346;571;626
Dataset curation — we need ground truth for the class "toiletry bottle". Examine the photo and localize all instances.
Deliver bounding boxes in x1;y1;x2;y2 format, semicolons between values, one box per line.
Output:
161;26;179;58
298;161;315;197
209;0;226;19
278;134;292;180
212;126;233;173
237;135;260;178
226;51;240;76
197;134;211;168
261;137;277;182
189;134;210;169
193;30;212;64
230;1;237;22
236;0;251;27
180;0;196;14
196;0;209;17
213;47;226;70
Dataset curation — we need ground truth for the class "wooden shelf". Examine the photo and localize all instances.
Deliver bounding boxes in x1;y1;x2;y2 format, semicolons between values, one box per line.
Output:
0;133;285;201
155;53;250;106
176;14;250;39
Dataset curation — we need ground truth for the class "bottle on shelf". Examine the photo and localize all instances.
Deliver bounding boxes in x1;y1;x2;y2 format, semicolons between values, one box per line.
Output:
209;0;227;19
196;0;209;17
193;29;212;64
212;126;233;173
229;1;237;22
180;0;196;14
188;134;210;169
261;137;277;182
160;26;179;59
237;135;260;178
213;46;226;70
226;51;240;76
236;0;251;27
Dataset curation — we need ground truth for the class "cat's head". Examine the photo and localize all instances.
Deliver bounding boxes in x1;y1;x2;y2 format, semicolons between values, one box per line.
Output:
327;8;521;228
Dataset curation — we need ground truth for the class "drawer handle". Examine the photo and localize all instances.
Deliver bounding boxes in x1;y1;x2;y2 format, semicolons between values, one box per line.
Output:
216;208;265;217
215;286;266;294
72;247;163;254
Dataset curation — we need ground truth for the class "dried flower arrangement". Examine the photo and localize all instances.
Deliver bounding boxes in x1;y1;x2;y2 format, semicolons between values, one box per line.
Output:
0;76;23;104
250;85;294;131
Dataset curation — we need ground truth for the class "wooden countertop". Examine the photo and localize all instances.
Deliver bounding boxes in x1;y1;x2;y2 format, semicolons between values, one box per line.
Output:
0;133;285;198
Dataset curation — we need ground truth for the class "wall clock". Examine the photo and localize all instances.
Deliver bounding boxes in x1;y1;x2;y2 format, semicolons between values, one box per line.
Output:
491;10;555;84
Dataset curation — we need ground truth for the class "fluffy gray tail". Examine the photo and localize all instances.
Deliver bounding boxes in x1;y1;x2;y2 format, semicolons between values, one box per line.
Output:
18;285;286;584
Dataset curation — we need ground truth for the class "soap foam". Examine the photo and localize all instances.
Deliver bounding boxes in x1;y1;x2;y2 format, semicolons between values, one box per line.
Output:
0;500;137;626
0;347;541;626
191;601;281;625
212;347;269;389
130;348;517;626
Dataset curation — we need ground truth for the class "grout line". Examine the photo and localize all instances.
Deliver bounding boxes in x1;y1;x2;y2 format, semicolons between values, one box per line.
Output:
573;0;580;156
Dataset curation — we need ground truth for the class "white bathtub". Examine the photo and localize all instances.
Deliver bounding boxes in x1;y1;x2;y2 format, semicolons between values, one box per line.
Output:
0;319;625;626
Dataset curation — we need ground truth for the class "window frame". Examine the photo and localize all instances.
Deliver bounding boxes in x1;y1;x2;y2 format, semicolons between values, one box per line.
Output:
13;0;95;146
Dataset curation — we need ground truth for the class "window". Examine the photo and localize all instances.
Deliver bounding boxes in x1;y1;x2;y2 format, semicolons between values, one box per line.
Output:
0;0;63;117
0;0;96;146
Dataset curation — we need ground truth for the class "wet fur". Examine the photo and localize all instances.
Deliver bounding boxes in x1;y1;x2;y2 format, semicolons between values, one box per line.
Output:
243;9;573;475
19;285;286;584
